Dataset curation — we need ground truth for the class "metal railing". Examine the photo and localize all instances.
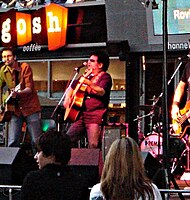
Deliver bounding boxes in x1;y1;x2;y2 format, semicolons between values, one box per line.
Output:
159;189;190;200
0;185;190;200
0;185;21;200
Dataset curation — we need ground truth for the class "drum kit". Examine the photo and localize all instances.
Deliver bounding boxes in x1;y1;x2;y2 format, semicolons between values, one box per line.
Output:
134;98;189;177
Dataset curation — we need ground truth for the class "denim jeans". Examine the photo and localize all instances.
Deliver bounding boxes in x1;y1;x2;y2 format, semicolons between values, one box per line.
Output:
8;112;42;154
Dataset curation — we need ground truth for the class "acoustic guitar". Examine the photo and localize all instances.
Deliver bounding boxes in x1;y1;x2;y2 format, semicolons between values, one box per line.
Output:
64;69;92;122
172;100;190;138
0;84;21;122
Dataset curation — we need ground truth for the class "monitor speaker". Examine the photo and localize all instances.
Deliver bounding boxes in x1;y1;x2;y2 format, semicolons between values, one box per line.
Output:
142;151;166;189
102;125;126;160
0;147;37;185
69;148;100;188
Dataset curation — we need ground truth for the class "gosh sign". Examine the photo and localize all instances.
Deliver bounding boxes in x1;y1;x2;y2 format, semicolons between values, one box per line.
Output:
0;3;68;50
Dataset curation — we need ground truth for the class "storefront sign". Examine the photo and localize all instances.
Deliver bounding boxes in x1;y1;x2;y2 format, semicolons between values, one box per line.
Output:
0;3;68;51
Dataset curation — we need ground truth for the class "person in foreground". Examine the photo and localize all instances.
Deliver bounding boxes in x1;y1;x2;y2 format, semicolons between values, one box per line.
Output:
90;137;162;200
63;50;112;148
21;129;88;200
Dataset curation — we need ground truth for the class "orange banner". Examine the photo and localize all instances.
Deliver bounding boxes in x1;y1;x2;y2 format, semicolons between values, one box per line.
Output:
45;3;68;50
16;12;32;46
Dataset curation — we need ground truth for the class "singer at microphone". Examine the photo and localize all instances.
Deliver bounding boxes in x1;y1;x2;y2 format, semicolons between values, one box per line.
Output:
63;50;112;149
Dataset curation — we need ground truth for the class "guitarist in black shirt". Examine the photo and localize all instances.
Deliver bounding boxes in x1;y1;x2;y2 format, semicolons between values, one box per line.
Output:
171;57;190;138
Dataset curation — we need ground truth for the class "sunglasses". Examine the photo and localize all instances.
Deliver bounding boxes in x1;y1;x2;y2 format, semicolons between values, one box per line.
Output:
88;59;97;62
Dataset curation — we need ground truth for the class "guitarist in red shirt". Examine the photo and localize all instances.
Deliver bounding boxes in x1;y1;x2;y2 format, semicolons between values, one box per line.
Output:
63;50;112;148
171;56;190;138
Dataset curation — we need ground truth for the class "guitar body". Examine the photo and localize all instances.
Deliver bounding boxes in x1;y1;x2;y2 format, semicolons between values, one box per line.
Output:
64;84;87;122
172;100;190;137
64;69;92;122
0;104;15;122
0;84;20;123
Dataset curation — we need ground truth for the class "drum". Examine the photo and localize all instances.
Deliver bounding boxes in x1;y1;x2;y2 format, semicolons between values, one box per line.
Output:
140;134;163;158
140;133;186;158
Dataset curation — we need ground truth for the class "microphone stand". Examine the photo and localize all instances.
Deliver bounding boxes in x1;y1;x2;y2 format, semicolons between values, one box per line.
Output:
51;67;82;132
152;58;183;157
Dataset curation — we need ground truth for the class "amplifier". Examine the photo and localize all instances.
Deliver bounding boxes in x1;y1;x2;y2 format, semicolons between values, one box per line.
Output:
102;124;127;161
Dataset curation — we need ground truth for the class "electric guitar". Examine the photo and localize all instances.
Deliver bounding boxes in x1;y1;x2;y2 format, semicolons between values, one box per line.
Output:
172;100;190;138
64;69;92;122
0;84;21;122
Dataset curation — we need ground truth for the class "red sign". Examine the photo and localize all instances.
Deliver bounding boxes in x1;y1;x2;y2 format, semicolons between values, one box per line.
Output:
0;3;68;51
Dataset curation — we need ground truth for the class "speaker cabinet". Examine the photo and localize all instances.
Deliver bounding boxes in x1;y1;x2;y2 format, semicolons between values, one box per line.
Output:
69;148;100;188
0;147;20;185
142;151;166;189
102;125;126;160
0;147;37;185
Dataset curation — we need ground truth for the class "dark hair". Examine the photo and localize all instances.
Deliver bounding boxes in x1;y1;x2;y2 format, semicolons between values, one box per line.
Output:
1;46;16;56
90;50;110;71
36;129;71;165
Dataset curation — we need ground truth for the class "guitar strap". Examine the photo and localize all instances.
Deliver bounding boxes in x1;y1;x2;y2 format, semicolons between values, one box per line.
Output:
91;71;105;84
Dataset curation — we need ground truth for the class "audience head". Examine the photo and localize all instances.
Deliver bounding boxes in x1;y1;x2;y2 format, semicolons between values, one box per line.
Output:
35;129;71;169
101;136;154;200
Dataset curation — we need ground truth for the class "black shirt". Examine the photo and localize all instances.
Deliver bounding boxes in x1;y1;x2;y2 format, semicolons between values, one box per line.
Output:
21;164;89;200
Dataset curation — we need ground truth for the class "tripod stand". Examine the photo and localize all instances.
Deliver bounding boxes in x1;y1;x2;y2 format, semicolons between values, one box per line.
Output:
180;136;190;180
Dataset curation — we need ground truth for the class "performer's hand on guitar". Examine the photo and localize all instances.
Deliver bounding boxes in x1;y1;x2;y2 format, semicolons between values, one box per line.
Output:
79;77;91;86
63;97;71;108
11;90;17;99
78;73;93;94
79;76;86;84
63;88;73;108
171;104;180;122
8;84;21;99
171;102;182;135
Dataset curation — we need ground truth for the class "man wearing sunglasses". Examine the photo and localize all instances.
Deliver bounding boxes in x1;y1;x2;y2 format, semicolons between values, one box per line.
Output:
64;50;112;149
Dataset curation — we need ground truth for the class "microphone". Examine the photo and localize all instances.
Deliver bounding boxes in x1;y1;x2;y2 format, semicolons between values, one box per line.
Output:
74;62;87;71
0;60;4;65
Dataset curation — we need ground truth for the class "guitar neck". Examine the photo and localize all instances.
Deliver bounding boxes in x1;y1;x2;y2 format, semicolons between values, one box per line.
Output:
5;84;21;104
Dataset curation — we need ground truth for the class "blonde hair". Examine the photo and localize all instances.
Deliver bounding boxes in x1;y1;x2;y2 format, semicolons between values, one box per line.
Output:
101;137;154;200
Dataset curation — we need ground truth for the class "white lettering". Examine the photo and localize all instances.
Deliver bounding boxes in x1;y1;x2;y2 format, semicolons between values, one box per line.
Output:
168;42;189;50
17;18;27;35
23;43;41;52
174;9;190;20
32;17;41;34
1;18;11;43
47;12;61;33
